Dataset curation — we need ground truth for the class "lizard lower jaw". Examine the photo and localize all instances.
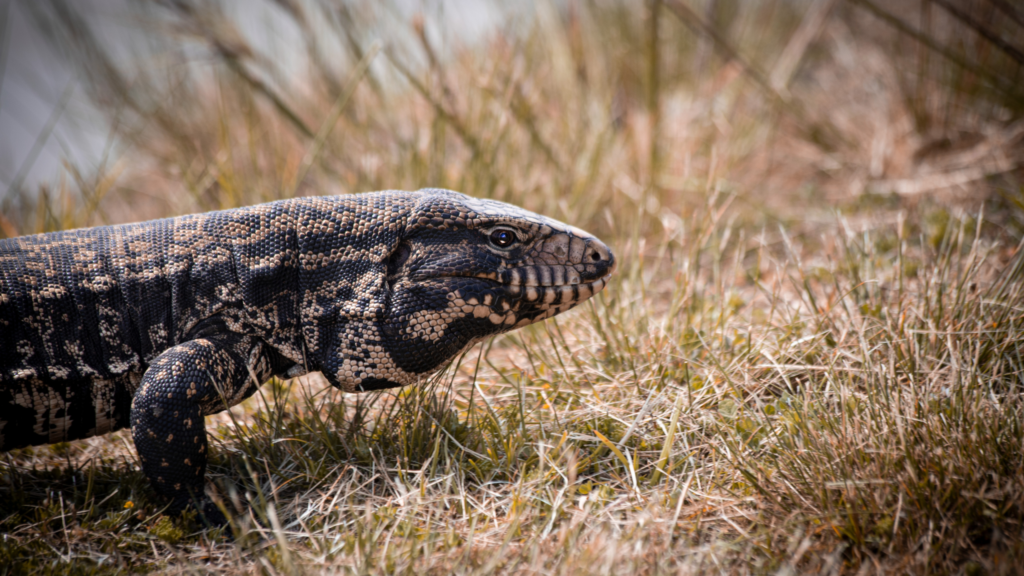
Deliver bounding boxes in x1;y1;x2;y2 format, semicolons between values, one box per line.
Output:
498;264;612;288
505;273;612;304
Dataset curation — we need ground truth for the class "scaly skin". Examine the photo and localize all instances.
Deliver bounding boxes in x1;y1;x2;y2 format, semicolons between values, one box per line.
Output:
0;188;615;523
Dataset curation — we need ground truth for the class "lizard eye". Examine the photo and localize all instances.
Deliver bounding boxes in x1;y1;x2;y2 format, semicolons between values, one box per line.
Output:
489;229;517;248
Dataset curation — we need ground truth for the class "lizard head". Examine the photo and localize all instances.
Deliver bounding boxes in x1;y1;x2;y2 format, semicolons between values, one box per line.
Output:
315;188;615;392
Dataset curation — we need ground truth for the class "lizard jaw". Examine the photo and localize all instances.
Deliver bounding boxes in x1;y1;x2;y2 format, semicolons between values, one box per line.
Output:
504;273;612;305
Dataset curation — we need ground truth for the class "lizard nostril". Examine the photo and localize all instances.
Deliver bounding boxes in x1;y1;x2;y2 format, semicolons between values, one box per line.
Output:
590;252;601;262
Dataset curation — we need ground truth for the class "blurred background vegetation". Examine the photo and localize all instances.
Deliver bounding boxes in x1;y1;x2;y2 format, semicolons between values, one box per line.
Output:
4;0;1022;240
2;0;1024;574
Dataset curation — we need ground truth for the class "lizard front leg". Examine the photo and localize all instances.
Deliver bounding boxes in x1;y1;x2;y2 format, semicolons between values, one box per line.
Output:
131;334;273;525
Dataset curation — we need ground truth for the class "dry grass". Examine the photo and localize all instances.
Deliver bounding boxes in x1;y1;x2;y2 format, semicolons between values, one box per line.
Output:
3;0;1024;574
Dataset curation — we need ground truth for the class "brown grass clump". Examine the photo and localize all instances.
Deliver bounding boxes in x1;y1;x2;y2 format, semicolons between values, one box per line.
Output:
3;0;1024;574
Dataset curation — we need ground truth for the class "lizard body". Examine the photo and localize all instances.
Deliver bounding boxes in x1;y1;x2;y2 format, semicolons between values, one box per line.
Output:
0;189;614;522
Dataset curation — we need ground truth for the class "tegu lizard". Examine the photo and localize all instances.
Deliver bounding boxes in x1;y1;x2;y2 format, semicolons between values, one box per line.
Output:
0;188;615;524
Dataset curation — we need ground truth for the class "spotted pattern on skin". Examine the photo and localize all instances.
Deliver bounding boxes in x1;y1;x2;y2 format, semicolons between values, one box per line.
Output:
0;188;615;523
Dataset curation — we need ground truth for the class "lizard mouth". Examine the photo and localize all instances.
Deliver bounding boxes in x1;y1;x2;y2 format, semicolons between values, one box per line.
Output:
480;255;618;286
434;264;614;330
442;271;612;330
454;264;615;306
496;264;605;287
503;273;612;305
